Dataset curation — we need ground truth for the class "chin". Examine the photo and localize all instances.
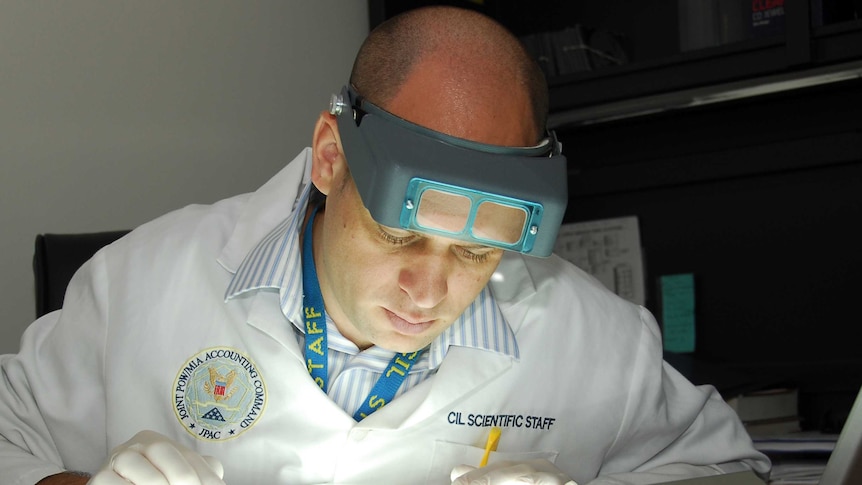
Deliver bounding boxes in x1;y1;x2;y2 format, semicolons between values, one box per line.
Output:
379;335;433;354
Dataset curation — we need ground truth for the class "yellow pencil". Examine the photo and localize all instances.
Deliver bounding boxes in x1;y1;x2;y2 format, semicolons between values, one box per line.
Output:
479;426;501;467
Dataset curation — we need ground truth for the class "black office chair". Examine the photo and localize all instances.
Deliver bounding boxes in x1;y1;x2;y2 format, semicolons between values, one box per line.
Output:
33;230;130;318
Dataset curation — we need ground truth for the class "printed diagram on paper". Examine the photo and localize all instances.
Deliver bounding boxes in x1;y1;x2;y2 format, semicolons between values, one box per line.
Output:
554;216;645;306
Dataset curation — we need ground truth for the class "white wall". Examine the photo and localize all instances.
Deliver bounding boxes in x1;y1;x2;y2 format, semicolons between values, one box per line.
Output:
0;1;369;353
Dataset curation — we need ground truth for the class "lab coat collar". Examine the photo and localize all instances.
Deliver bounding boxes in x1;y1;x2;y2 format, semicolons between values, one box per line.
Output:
217;148;313;275
487;251;539;334
221;183;311;318
427;287;519;368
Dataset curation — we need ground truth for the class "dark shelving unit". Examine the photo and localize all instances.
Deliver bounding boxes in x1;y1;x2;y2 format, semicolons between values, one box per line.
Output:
369;0;862;123
368;0;862;432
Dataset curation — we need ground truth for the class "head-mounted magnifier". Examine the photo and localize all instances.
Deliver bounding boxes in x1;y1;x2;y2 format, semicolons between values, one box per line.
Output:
330;85;568;257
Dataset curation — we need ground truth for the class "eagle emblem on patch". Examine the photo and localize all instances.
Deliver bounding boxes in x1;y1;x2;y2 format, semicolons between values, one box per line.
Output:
173;347;266;441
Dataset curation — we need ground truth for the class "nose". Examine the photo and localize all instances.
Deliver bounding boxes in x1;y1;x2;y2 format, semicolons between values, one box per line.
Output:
398;253;449;309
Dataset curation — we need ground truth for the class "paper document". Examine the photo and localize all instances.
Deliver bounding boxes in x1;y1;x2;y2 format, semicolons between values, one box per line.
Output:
554;216;645;305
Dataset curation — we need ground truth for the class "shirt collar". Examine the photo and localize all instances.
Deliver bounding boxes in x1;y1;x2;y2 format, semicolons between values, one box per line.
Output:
225;185;519;368
224;183;311;306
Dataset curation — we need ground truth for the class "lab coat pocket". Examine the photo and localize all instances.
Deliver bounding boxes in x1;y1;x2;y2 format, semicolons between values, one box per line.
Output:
426;440;559;484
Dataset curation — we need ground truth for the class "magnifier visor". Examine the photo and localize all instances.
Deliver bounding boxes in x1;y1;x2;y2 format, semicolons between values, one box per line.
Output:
406;179;540;250
333;85;568;257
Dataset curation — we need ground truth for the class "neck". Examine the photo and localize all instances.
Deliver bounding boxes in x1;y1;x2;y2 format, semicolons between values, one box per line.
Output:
304;204;375;351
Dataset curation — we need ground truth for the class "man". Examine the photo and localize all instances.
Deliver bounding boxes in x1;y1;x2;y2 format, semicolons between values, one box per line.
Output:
0;6;769;485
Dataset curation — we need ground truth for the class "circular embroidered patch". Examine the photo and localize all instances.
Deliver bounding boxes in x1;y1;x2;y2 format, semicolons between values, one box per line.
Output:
173;347;266;441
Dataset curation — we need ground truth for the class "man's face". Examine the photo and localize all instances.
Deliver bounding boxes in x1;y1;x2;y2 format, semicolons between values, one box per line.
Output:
313;57;536;352
315;173;505;352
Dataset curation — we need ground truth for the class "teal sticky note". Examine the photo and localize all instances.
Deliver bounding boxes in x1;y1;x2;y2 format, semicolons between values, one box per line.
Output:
660;273;695;353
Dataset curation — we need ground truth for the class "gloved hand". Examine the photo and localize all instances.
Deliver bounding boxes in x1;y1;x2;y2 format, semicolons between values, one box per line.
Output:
88;430;224;485
451;459;578;484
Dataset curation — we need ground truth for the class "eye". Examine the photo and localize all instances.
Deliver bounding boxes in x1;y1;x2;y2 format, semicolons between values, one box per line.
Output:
456;246;495;264
378;227;415;246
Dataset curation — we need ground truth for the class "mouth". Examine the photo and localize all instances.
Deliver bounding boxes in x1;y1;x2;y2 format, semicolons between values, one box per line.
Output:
384;308;436;336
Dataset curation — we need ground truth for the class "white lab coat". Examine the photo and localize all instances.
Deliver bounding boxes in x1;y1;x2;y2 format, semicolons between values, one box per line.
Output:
0;149;769;485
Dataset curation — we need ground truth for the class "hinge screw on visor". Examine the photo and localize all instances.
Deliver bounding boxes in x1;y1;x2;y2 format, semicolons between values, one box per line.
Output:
329;93;347;116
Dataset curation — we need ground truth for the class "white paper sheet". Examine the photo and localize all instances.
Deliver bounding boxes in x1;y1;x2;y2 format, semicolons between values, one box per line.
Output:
553;215;646;306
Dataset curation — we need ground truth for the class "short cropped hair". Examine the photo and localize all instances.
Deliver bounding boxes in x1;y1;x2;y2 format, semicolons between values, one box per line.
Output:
349;6;549;141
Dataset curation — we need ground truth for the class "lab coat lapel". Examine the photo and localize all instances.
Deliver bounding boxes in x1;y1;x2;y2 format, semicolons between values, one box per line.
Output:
489;252;537;332
409;346;514;426
363;346;514;429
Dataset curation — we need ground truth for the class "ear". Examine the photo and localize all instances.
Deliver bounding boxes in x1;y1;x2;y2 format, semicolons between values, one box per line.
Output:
311;110;345;196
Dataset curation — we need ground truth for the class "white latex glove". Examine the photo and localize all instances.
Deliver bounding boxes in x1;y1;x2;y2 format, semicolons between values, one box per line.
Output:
88;430;225;485
451;459;578;484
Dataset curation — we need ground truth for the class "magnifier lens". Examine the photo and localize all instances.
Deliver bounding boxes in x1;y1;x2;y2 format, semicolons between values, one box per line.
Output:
415;189;471;233
473;201;527;244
